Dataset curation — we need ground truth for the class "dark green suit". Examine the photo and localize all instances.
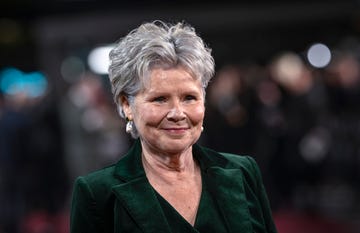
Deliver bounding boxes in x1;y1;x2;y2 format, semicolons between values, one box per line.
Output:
70;139;277;233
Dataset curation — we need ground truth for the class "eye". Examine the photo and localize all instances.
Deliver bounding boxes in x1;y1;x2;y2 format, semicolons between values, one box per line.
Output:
184;95;197;101
152;96;166;103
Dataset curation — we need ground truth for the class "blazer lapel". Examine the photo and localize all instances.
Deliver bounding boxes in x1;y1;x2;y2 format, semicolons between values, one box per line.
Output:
111;139;171;233
205;167;253;233
112;177;171;233
194;145;253;233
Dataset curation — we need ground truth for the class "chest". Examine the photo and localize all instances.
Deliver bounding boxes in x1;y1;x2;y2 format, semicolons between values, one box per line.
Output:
151;176;202;225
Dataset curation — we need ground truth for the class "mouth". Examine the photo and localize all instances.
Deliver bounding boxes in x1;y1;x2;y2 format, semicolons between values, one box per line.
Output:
163;127;189;134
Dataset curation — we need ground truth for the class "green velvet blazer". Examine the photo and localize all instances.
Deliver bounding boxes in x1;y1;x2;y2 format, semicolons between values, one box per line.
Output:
70;139;278;233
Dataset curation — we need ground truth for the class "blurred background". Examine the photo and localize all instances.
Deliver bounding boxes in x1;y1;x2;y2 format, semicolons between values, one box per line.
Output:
1;0;360;232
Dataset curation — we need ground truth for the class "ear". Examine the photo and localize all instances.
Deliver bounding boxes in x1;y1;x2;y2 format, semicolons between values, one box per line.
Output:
119;95;133;120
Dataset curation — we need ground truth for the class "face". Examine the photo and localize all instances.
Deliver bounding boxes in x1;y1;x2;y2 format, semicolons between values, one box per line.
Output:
122;67;205;155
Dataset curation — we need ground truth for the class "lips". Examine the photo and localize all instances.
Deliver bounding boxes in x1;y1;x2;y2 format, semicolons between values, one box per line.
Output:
162;127;189;134
164;127;188;130
164;127;188;131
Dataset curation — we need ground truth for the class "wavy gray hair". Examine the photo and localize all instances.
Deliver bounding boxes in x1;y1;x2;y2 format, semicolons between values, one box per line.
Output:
108;20;215;138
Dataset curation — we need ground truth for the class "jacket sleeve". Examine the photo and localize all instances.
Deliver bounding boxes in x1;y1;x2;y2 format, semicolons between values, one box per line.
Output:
247;156;278;233
70;176;104;233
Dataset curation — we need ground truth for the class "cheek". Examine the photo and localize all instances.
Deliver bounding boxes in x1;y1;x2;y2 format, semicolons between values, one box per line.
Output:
189;105;205;124
135;106;167;126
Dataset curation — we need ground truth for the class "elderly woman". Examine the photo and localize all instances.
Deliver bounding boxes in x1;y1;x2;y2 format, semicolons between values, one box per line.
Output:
70;21;277;233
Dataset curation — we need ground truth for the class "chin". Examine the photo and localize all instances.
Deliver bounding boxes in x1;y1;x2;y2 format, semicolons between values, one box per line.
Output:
162;138;199;153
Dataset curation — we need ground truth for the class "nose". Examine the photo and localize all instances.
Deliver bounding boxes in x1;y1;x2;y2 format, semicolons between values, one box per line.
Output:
166;102;186;121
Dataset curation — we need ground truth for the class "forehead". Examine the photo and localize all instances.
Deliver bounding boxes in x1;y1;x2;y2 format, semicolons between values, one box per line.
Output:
144;67;201;90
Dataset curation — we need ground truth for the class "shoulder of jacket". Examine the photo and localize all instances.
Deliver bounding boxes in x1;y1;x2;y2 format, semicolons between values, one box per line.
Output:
218;152;261;187
219;152;256;169
195;144;258;176
75;163;121;194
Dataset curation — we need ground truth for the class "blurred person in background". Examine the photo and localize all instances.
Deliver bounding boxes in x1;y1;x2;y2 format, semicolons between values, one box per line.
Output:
0;70;68;233
266;52;325;206
203;64;257;155
0;88;29;233
70;20;277;233
59;72;131;183
260;50;360;233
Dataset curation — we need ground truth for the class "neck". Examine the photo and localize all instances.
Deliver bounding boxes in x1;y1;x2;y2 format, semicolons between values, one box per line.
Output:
141;145;197;182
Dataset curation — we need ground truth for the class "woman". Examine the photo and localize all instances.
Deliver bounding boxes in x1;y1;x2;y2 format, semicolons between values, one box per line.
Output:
70;20;277;233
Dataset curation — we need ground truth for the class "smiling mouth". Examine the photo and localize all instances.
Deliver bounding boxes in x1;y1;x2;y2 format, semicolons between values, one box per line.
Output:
163;127;189;133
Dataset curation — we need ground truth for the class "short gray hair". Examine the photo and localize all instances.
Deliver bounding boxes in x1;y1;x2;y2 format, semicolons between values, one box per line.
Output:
108;20;215;137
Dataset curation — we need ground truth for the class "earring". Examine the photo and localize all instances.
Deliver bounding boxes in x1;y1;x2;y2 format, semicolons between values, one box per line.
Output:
201;126;204;132
126;119;133;133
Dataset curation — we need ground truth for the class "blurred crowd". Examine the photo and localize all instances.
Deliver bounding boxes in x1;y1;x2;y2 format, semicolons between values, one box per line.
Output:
0;72;131;233
1;42;360;233
202;48;360;232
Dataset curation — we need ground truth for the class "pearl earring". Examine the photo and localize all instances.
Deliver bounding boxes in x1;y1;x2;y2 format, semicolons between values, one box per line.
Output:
126;119;133;133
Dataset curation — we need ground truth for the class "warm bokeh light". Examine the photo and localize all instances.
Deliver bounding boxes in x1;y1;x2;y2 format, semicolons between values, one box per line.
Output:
270;52;304;88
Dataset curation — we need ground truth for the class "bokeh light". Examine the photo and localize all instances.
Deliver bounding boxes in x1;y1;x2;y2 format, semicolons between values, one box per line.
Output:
87;45;114;75
271;52;304;86
0;67;48;98
307;43;331;68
